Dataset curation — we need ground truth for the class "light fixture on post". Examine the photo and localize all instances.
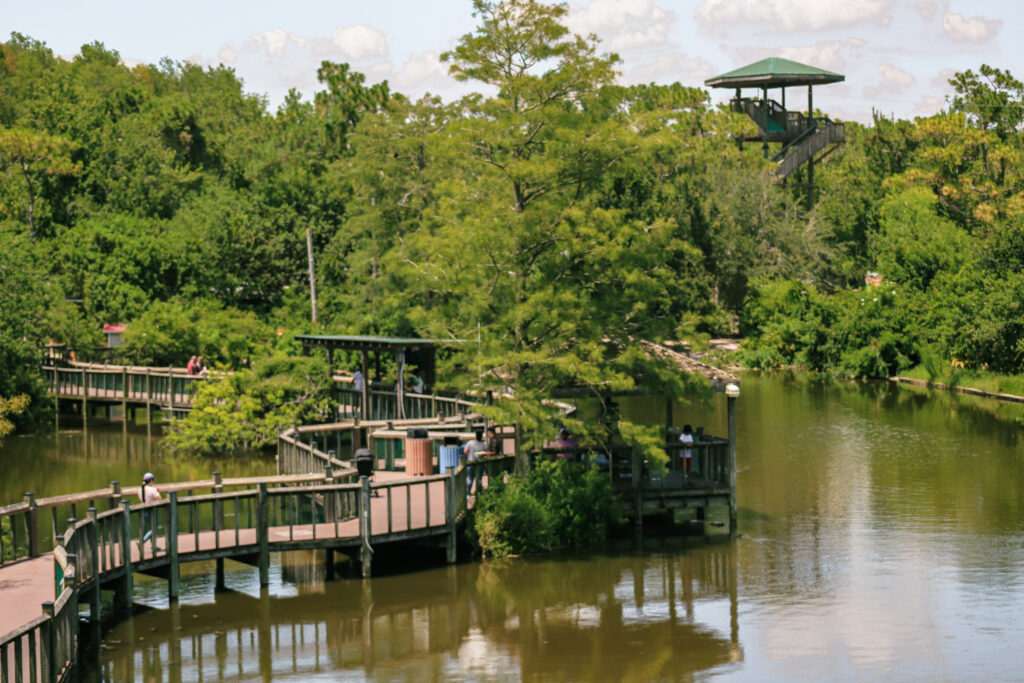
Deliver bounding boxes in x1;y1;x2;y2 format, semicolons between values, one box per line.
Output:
725;383;739;533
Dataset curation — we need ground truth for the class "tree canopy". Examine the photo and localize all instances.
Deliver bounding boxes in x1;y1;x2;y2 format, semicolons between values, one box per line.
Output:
2;2;1024;442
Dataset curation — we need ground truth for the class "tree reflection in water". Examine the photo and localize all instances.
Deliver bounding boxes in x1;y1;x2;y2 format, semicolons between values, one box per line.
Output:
87;538;741;681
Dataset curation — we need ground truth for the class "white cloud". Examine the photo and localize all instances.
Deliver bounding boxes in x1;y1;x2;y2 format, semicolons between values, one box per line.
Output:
863;63;917;99
567;0;675;51
778;41;846;72
941;10;1000;43
218;45;238;63
390;51;452;91
914;95;941;116
367;61;394;80
931;68;957;88
621;54;715;85
247;29;306;58
324;24;389;61
694;0;892;32
877;63;914;87
915;2;937;21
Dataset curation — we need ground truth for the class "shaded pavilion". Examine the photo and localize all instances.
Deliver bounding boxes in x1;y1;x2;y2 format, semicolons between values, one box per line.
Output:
705;57;846;203
296;335;439;419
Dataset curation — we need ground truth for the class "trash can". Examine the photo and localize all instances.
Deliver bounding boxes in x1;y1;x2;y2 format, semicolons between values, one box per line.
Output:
439;445;461;473
405;428;433;475
354;448;374;478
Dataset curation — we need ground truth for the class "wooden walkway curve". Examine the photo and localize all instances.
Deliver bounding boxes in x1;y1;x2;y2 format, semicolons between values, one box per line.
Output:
5;358;737;682
0;459;507;682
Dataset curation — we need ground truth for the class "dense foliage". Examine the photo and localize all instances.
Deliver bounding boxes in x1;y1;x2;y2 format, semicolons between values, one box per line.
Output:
2;0;1024;442
743;79;1024;377
165;354;333;453
469;459;622;557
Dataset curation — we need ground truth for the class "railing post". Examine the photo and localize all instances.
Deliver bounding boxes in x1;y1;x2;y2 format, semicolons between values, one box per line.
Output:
726;384;740;534
81;368;88;419
64;563;79;678
88;507;100;622
457;454;468;514
324;465;336;522
24;492;39;558
168;492;179;601
167;367;174;410
212;471;224;534
119;500;133;611
42;601;56;683
257;483;269;587
445;468;457;564
360;476;372;578
631;445;643;527
110;481;121;510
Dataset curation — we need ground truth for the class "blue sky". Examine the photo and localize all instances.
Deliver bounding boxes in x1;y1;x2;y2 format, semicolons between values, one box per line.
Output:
2;0;1019;123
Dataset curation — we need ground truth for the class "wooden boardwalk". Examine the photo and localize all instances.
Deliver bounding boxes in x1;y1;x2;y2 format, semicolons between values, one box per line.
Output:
0;470;466;637
0;463;506;683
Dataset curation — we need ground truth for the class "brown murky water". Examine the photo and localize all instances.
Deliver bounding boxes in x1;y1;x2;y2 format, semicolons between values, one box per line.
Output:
4;373;1024;680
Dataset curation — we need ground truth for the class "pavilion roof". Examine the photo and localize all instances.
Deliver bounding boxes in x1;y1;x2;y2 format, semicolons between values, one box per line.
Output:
295;334;443;353
705;57;844;89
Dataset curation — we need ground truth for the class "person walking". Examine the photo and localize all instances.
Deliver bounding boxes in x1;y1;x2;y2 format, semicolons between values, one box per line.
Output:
463;430;487;496
139;472;163;552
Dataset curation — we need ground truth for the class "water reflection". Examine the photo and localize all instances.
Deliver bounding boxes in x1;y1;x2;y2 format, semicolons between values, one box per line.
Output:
0;416;274;505
13;373;1024;680
88;540;741;682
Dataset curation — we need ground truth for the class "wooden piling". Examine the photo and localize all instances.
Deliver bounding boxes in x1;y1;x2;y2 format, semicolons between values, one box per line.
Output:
168;492;179;601
88;507;100;622
118;500;133;612
445;470;456;564
24;493;38;558
257;483;269;587
360;476;372;578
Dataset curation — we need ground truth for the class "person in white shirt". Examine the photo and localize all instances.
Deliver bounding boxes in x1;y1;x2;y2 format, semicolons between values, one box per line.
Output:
139;472;163;550
679;424;694;473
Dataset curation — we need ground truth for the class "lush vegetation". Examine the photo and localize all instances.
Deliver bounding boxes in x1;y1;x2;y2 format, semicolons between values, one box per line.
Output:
743;67;1024;378
468;459;622;557
3;0;1024;448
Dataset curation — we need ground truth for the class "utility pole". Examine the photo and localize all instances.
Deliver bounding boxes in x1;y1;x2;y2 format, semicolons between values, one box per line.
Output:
306;224;318;324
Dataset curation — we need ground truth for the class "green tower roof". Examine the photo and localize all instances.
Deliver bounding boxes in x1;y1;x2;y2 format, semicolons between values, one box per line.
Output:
705;57;844;89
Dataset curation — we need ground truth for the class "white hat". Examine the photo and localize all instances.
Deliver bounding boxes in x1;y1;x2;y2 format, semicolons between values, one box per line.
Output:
143;472;155;481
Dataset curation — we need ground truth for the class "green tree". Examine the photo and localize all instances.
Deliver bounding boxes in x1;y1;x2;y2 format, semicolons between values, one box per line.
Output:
949;64;1024;139
167;353;332;453
377;0;712;456
870;186;974;290
0;127;80;238
0;394;29;445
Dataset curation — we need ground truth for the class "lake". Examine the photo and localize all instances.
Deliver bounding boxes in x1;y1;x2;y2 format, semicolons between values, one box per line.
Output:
3;373;1022;680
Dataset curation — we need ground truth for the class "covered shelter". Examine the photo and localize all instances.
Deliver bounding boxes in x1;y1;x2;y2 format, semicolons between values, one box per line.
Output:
705;57;846;203
296;335;441;419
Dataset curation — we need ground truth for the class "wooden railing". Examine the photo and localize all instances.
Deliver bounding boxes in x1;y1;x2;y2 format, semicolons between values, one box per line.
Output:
278;413;487;476
0;562;77;683
42;362;204;411
775;120;845;179
0;454;520;682
41;362;483;420
0;473;348;568
334;386;479;422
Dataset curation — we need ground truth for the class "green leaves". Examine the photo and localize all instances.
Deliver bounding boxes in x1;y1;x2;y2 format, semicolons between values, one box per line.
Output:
469;459;622;557
0;394;29;445
166;353;333;453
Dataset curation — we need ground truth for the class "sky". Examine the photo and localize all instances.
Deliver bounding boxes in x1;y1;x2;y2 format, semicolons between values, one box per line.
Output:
2;0;1020;124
